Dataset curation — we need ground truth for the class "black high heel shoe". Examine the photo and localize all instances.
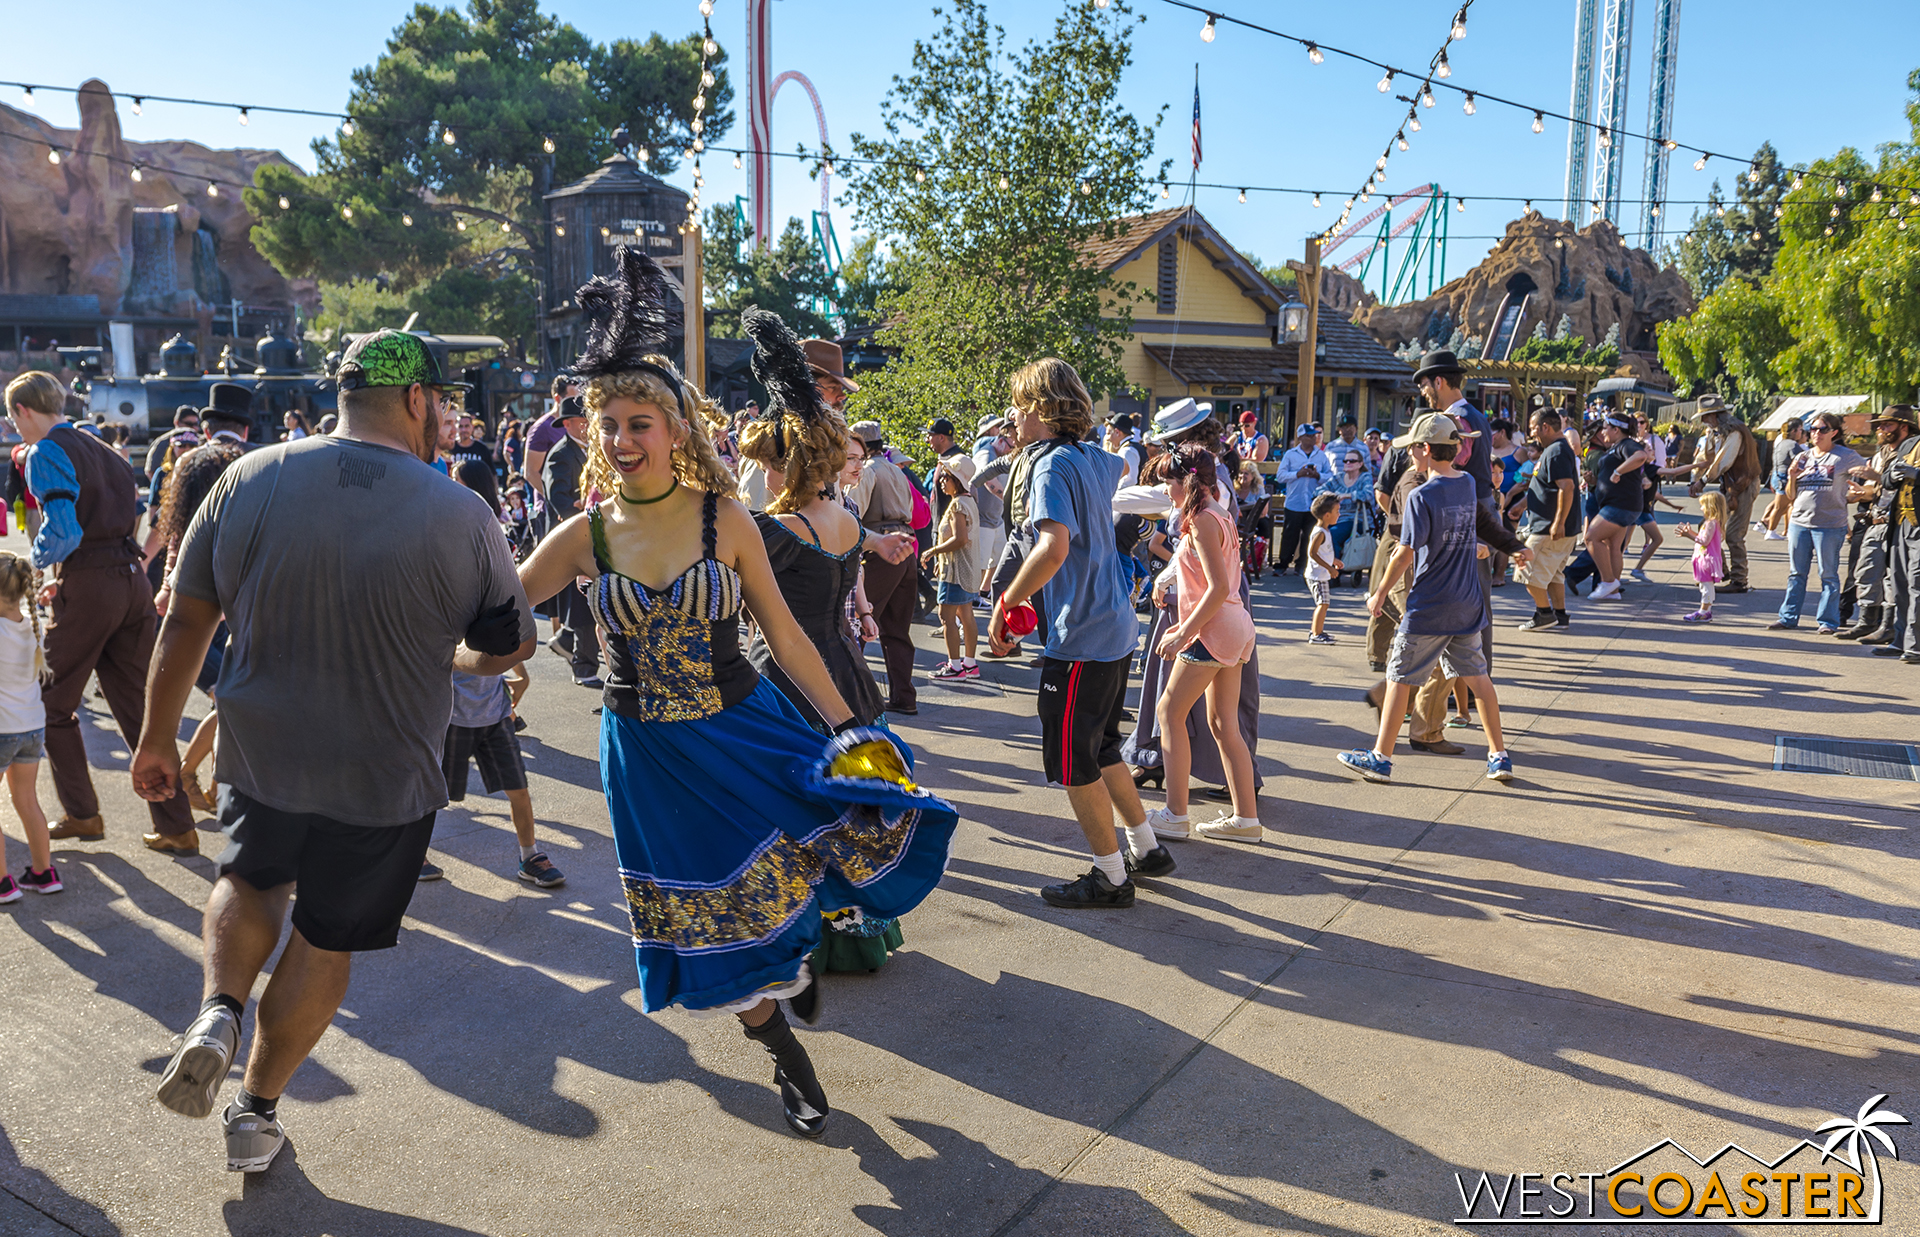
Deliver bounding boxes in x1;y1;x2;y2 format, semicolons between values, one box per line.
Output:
743;1007;829;1138
1130;765;1164;789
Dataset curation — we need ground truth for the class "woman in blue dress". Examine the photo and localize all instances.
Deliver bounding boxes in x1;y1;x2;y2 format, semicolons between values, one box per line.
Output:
518;252;957;1138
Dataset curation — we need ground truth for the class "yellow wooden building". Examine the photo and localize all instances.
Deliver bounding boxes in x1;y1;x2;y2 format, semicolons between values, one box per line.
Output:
1089;207;1412;436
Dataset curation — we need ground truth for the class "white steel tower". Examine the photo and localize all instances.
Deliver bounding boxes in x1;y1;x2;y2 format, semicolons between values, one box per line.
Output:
1589;0;1634;225
1640;0;1682;249
1563;0;1599;223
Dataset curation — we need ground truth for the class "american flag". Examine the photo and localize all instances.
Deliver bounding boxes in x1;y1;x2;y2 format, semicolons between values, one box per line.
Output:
1191;84;1202;169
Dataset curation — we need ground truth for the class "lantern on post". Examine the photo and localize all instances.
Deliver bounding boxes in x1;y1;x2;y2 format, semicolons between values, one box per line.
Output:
1278;298;1311;345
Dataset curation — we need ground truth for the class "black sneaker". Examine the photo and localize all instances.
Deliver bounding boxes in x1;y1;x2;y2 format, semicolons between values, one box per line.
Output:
1124;846;1177;880
1553;610;1570;628
1040;868;1135;908
18;864;61;894
1517;610;1556;632
418;861;444;882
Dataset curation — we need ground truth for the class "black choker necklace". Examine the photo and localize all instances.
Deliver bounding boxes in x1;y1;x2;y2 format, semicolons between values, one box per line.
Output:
618;478;679;506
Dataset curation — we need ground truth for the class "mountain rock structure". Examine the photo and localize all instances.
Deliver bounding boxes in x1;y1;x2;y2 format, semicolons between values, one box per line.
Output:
0;80;303;318
1353;213;1693;358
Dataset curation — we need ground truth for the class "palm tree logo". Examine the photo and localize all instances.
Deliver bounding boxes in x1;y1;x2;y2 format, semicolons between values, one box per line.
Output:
1815;1093;1908;1222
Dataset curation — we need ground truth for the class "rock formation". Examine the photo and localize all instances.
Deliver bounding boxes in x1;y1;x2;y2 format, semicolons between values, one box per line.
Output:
1353;213;1693;357
0;80;304;316
1286;260;1376;317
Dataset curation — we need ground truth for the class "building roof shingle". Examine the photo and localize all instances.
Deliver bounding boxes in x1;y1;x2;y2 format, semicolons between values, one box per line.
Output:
1145;310;1412;387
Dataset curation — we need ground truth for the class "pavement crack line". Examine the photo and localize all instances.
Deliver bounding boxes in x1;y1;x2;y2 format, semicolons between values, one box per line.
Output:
985;601;1652;1236
0;1179;91;1235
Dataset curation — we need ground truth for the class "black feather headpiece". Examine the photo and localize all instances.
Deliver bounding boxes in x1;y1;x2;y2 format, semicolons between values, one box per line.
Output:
573;246;679;390
742;306;831;427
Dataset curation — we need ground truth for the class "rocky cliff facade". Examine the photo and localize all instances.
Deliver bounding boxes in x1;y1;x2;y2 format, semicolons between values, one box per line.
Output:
1353;213;1693;356
0;80;303;317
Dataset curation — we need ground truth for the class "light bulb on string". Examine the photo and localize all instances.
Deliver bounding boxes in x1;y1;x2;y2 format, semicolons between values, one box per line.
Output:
208;182;220;197
1748;166;1760;184
278;194;289;209
692;138;704;152
21;86;32;105
1095;0;1110;7
1792;175;1804;190
1160;181;1169;199
1597;127;1610;148
1200;15;1215;42
1408;115;1420;132
1524;199;1533;213
702;70;715;88
1397;132;1409;151
46;147;60;166
915;167;926;183
442;128;456;146
238;108;249;126
1462;93;1476;116
341;206;353;220
1910;190;1920;206
1825;226;1834;236
1871;186;1883;202
1436;51;1451;79
1831;205;1840;219
600;225;609;237
131;96;143;115
1000;173;1011;190
1238;188;1246;203
402;213;413;226
699;0;713;14
1664;140;1678;151
1080;179;1091;194
1650;205;1660;217
340;116;353;136
1307;42;1323;65
1451;9;1468;39
1421;86;1435;108
1456;197;1465;212
1377;69;1394;93
131;165;144;183
543;135;555;154
703;37;717;56
1532;112;1544;134
1694;153;1707;171
1375;155;1388;171
1839;181;1850;195
1773;205;1782;218
457;219;468;231
823;158;834;176
1360;186;1371;203
733;151;742;169
1312;192;1321;208
555;223;565;236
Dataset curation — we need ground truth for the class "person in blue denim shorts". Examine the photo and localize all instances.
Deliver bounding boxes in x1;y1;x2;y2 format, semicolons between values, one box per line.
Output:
0;551;58;902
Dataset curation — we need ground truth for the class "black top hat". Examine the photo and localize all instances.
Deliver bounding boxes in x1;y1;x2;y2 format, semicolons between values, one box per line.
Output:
200;382;253;427
1412;349;1466;382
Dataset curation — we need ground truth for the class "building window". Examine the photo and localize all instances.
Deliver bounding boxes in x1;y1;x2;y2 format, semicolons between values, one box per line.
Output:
1157;238;1178;315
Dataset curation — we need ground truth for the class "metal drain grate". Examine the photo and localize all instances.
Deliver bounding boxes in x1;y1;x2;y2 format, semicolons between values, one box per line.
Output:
1774;737;1920;781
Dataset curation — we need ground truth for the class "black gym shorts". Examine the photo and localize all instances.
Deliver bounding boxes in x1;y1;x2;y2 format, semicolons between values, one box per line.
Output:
215;788;437;953
1037;655;1132;787
442;719;528;800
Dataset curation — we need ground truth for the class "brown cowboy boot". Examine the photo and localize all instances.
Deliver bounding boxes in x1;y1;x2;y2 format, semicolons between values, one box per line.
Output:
49;814;105;841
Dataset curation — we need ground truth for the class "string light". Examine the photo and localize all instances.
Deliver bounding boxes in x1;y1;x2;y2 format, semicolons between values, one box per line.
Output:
702;70;715;88
1312;192;1321;207
1451;7;1468;39
207;182;219;197
1910;190;1920;206
457;219;468;231
1160;181;1170;198
543;135;555;154
699;0;713;13
46;147;59;165
1598;127;1611;148
1238;187;1246;202
703;37;717;56
915;167;926;183
340;116;353;136
733;151;742;168
1307;42;1323;65
1747;166;1760;184
1523;199;1532;212
237;107;249;126
1200;14;1216;42
1456;196;1465;211
1408;115;1421;132
1650;204;1660;217
1396;132;1408;151
1377;69;1394;93
442;128;456;146
131;164;144;182
1000;173;1011;190
341;206;353;220
1080;179;1091;194
1462;93;1476;116
1531;111;1544;133
554;223;565;236
131;96;142;115
1870;185;1883;202
1695;154;1708;171
21;86;32;105
1436;50;1451;79
402;213;413;226
278;194;289;209
1420;86;1435;108
1792;175;1804;190
1095;0;1110;7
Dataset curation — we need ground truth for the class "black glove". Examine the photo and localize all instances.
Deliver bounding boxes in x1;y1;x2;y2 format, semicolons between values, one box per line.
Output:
1885;459;1920;485
464;600;523;656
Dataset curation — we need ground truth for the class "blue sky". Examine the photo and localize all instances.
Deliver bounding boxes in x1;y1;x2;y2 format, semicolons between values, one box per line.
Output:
10;0;1917;293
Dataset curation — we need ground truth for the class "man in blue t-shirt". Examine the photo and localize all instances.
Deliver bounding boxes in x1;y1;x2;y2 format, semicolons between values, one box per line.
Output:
989;359;1164;910
1338;411;1529;785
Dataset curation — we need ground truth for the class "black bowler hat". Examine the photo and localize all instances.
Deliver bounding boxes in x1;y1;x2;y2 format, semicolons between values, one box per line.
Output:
200;382;253;428
1412;349;1466;383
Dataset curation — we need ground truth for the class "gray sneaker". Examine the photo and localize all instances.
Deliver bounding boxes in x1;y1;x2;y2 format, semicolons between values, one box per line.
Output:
222;1101;285;1173
156;1005;239;1119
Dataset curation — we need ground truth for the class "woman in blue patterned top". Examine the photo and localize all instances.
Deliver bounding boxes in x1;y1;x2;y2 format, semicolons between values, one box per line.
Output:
518;254;957;1139
1316;447;1374;567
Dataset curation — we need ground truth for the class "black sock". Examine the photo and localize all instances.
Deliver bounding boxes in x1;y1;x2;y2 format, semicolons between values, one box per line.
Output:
202;993;243;1020
235;1087;277;1119
1532;606;1551;619
1553;609;1569;620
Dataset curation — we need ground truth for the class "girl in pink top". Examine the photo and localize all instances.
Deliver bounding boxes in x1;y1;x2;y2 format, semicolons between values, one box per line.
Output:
1144;445;1262;843
1676;490;1726;623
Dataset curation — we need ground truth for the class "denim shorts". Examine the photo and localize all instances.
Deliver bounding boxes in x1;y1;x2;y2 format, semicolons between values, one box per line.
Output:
1177;638;1219;664
0;729;45;766
1595;505;1641;527
935;581;977;606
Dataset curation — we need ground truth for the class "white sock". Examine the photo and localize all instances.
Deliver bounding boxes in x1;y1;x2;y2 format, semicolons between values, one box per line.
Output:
1489;750;1508;760
947;657;963;670
1372;749;1391;762
519;843;538;861
1232;816;1261;831
1092;850;1129;886
962;657;977;667
1124;820;1158;855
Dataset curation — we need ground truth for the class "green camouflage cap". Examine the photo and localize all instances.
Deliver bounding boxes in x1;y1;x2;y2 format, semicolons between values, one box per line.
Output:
336;329;471;392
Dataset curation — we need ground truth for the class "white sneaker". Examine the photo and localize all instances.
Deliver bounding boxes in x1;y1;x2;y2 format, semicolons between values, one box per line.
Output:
222;1101;285;1173
156;1005;240;1120
1590;581;1621;600
1763;531;1786;541
1195;814;1263;843
1142;806;1192;841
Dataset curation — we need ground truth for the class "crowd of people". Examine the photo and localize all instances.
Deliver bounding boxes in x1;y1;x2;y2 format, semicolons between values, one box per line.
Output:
1;264;1916;1173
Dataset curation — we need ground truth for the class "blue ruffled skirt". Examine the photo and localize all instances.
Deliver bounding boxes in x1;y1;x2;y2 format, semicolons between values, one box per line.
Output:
600;676;958;1013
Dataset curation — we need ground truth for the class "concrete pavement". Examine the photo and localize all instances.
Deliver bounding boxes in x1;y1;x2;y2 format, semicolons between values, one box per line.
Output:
2;507;1916;1235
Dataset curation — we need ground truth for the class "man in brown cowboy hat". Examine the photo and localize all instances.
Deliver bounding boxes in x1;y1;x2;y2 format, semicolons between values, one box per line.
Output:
800;338;859;412
1662;392;1760;592
1861;405;1920;660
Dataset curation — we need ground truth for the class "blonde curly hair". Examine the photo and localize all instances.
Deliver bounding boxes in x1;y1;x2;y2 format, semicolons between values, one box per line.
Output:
582;359;736;501
736;412;849;514
0;552;47;681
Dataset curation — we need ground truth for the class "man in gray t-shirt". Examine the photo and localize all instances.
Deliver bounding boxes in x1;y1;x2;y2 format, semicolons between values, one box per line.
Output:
136;328;534;1173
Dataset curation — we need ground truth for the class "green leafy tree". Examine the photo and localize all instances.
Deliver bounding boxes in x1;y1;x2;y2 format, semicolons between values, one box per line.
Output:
1663;74;1920;406
1673;142;1791;299
246;0;731;350
701;203;837;338
835;234;904;329
839;0;1166;458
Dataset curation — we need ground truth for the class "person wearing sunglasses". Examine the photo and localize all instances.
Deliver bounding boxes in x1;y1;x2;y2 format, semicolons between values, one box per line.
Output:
1771;413;1864;633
